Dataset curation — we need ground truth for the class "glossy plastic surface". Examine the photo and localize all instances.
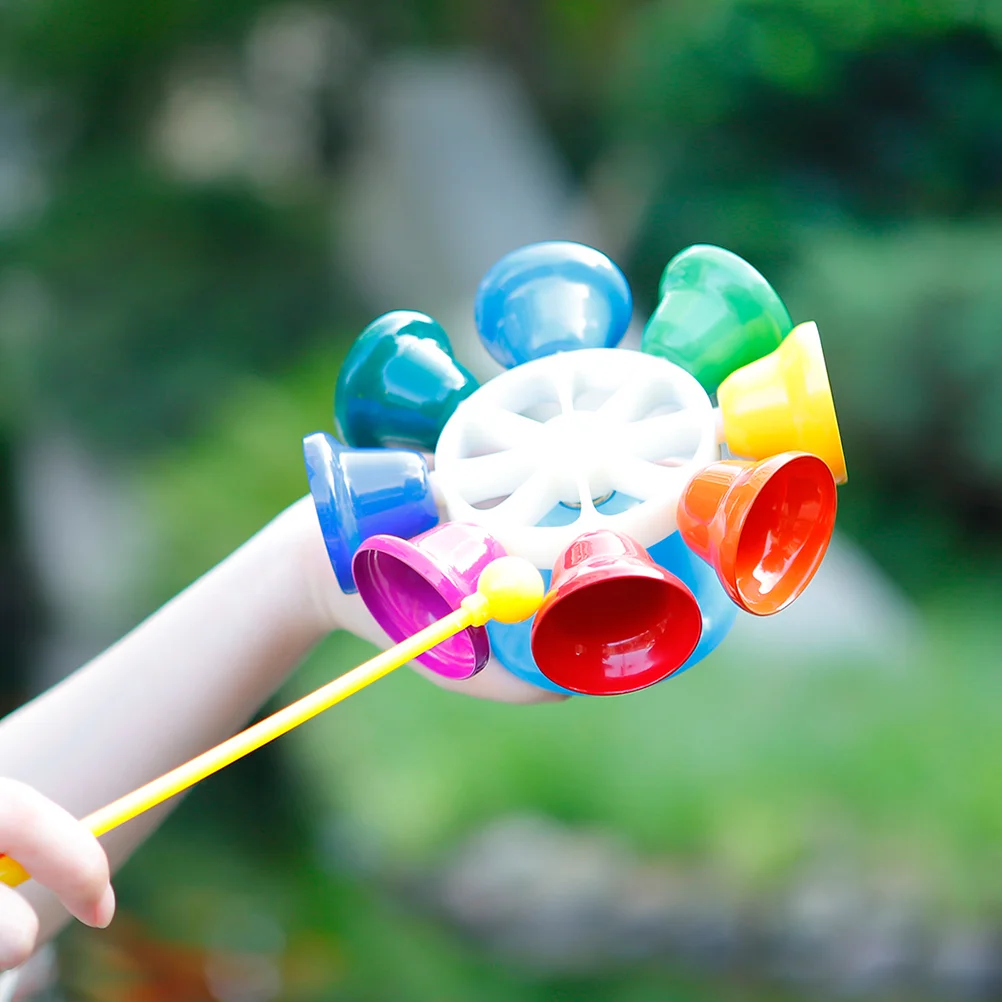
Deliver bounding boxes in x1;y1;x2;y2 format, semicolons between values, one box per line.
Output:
648;530;739;674
677;452;837;616
717;320;848;484
530;530;702;696
304;431;439;594
487;567;568;693
434;347;719;568
352;522;506;680
474;242;633;369
642;245;792;395
335;311;479;452
487;502;737;694
474;556;546;624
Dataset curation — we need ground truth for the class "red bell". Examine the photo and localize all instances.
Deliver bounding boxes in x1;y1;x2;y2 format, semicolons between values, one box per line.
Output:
530;530;702;696
676;451;837;616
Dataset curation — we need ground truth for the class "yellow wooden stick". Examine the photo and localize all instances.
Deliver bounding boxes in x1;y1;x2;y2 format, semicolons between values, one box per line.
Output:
0;556;545;890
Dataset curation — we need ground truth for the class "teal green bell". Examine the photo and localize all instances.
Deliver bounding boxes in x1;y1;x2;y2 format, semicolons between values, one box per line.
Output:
641;245;793;396
335;311;480;452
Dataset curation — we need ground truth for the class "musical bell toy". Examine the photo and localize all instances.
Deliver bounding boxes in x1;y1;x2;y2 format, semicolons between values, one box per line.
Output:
677;452;837;616
0;235;852;907
335;310;479;452
642;244;793;395
716;321;848;484
475;241;633;368
308;239;848;696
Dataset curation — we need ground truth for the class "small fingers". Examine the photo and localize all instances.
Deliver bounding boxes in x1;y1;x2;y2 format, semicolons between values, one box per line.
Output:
0;882;39;972
0;780;114;930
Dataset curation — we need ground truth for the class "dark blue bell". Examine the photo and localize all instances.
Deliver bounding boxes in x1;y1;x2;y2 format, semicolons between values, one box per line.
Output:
475;241;633;368
303;432;440;594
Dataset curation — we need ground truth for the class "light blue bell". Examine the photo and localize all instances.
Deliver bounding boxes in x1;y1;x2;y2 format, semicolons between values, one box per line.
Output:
475;241;633;369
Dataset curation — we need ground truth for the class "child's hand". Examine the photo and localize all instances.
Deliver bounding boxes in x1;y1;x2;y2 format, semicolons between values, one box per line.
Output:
0;779;115;971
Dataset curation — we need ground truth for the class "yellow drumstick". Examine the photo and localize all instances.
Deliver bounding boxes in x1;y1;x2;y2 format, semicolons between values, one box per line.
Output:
0;556;544;889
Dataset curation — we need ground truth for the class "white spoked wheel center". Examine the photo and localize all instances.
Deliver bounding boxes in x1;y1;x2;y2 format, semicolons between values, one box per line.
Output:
433;348;719;568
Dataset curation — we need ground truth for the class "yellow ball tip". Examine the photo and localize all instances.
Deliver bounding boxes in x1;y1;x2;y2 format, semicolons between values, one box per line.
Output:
476;557;545;624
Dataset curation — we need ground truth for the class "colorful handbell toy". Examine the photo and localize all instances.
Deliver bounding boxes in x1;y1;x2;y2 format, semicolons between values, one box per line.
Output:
307;238;847;696
0;239;848;897
676;452;838;615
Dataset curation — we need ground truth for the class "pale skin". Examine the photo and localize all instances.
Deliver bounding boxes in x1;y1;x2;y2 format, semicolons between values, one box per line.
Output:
0;495;563;972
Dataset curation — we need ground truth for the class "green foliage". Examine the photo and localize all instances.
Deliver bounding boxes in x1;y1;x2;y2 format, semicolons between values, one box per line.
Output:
783;223;1002;589
134;339;347;603
613;3;1002;291
594;0;1002;586
281;609;1002;915
0;0;271;107
1;162;338;453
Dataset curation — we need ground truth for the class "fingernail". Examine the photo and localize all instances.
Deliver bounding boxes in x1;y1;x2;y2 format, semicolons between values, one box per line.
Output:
94;884;116;928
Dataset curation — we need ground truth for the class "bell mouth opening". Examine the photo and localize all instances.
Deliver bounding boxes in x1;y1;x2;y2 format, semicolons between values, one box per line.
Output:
531;573;702;696
353;546;486;679
733;456;837;615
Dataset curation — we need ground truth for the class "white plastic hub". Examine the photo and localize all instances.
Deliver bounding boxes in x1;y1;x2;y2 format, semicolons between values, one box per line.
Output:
433;348;719;568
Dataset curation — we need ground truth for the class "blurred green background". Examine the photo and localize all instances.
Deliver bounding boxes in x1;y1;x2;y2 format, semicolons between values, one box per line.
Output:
2;0;1002;999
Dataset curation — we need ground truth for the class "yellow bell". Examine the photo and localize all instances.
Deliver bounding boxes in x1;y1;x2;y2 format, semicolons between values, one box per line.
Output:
717;320;848;484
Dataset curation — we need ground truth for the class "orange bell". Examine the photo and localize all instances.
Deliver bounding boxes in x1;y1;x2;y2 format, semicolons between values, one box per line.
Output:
530;529;703;696
676;452;837;616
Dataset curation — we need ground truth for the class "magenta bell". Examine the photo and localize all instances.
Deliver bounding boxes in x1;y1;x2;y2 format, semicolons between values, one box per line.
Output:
352;523;507;681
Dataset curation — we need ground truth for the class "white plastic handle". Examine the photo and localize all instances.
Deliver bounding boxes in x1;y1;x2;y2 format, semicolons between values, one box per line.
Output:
433;348;719;568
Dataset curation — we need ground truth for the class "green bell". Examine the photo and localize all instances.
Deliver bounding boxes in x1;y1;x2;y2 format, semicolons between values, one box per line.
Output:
641;245;793;395
335;311;479;452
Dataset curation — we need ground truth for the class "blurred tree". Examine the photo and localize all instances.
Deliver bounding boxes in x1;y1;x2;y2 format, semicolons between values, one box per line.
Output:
0;0;360;455
600;0;1002;585
0;433;45;715
3;166;337;451
610;3;1001;283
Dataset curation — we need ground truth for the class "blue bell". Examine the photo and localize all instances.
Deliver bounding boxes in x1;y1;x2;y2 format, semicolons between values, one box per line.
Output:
335;311;479;453
475;241;633;369
303;432;440;594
